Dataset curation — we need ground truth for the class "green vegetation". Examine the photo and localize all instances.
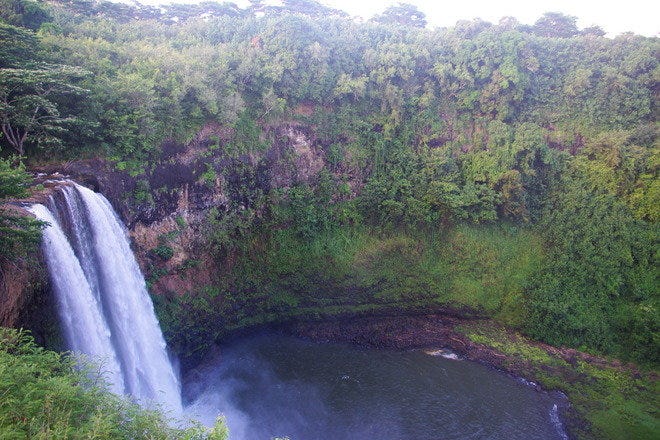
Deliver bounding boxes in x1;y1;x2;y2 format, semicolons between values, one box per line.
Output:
158;224;543;358
152;232;180;261
459;322;658;440
1;0;650;368
0;327;228;439
0;157;43;260
528;167;658;362
0;1;657;438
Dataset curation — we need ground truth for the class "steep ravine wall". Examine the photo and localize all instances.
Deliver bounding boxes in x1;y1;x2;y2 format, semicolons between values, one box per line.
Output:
18;120;488;352
10;123;657;440
0;253;46;329
12;119;546;358
1;190;65;348
32;122;333;301
0;121;335;353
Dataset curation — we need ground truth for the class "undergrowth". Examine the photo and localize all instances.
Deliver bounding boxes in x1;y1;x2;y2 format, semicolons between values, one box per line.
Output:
459;322;659;440
0;328;228;440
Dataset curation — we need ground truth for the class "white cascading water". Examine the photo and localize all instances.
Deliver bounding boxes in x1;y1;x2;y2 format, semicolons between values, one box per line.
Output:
28;203;125;395
30;182;182;415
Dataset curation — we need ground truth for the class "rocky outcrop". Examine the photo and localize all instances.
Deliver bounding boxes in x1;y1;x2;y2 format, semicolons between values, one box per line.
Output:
0;255;44;328
268;124;325;188
29;120;340;298
129;215;215;296
1;184;67;344
0;253;58;346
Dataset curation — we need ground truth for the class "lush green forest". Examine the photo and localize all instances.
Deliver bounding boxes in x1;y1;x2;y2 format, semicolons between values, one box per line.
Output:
0;1;658;435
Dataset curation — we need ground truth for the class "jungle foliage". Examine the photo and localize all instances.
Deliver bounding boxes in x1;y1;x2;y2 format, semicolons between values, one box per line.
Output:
0;0;657;369
0;157;43;260
0;327;228;439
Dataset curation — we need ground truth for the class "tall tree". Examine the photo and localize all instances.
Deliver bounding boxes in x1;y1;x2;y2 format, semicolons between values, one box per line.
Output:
532;12;579;38
372;3;427;28
0;65;88;157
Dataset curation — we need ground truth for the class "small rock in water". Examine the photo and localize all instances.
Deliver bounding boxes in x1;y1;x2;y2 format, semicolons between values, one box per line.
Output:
424;349;460;360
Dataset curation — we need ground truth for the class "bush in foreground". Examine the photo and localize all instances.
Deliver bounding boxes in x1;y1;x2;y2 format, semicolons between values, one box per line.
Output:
0;327;227;440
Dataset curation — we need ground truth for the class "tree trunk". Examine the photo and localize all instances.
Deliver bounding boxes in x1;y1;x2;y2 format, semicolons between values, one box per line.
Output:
1;123;25;157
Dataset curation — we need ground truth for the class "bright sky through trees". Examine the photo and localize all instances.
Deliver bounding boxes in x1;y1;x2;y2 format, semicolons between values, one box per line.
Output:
131;0;658;37
329;0;658;36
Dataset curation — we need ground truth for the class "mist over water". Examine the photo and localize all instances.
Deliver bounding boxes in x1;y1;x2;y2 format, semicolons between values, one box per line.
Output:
183;334;567;440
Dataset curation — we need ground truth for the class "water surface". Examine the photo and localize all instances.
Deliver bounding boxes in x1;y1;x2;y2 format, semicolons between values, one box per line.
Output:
184;334;565;440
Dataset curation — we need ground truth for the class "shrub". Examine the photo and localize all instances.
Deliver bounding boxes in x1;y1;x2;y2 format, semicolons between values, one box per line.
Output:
0;327;227;440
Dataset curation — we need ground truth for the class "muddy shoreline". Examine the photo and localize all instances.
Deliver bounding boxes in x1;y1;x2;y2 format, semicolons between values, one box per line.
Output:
282;314;512;367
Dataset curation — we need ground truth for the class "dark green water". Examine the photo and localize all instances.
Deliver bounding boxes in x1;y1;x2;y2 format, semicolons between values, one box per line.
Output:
184;334;567;440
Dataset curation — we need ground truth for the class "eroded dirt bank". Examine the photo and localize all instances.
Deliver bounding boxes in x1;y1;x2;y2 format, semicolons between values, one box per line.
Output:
282;313;636;374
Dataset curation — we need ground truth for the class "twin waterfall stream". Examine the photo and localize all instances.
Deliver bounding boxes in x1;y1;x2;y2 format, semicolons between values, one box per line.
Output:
29;182;182;415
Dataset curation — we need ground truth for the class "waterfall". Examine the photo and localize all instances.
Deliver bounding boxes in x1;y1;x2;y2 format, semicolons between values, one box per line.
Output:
30;182;182;415
28;203;125;396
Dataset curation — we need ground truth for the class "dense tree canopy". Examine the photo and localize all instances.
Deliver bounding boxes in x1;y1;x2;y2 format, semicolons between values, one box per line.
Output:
372;3;427;28
0;0;657;367
0;0;50;30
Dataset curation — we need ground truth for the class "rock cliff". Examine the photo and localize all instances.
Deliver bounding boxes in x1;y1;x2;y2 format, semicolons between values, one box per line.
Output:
30;121;334;299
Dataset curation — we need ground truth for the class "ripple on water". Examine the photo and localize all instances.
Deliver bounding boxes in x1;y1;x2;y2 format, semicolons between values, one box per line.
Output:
183;334;567;440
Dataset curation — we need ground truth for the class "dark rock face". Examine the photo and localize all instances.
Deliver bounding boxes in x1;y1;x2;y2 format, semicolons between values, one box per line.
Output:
34;157;210;227
0;207;58;348
29;121;336;298
0;256;45;328
267;124;325;188
34;121;337;224
35;159;140;224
